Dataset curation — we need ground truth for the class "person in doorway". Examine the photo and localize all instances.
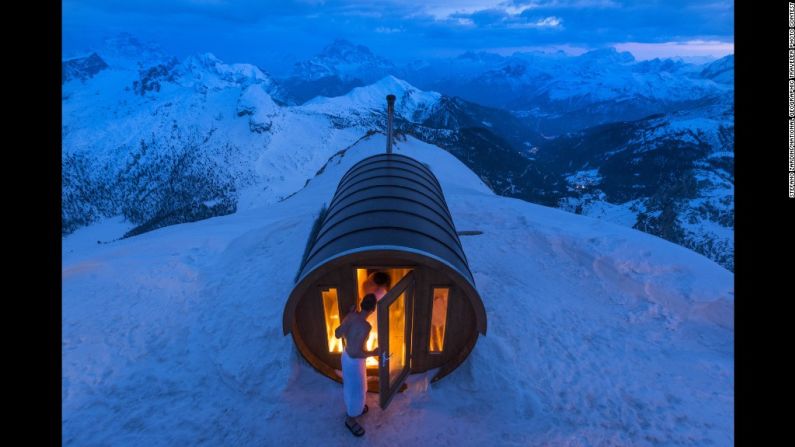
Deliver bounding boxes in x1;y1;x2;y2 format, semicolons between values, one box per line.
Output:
334;293;381;437
363;271;391;300
360;271;391;345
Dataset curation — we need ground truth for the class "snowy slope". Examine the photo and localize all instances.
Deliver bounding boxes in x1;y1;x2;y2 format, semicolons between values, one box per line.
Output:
547;95;735;270
62;134;733;446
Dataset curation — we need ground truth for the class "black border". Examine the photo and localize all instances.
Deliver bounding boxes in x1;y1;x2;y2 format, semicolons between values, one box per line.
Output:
50;1;63;445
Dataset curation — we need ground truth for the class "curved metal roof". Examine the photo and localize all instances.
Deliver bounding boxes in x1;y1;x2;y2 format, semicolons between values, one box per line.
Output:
296;152;476;287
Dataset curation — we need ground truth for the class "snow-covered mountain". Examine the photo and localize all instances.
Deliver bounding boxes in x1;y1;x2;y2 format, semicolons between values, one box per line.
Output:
62;36;734;270
541;95;735;270
279;39;398;104
279;40;732;135
699;55;734;84
292;38;396;81
406;49;733;134
61;39;541;238
78;33;172;70
62;36;368;236
62;133;733;446
302;76;441;124
62;53;108;84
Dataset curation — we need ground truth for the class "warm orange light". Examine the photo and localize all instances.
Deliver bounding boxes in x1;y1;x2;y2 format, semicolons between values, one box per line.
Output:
321;288;343;353
429;288;449;353
358;269;380;368
388;291;406;385
365;329;379;368
355;267;413;369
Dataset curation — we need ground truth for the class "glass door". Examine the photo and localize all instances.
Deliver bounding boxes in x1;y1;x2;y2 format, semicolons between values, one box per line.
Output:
377;271;415;410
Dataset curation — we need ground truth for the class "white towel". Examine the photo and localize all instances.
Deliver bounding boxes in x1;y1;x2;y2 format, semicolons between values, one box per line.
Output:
341;350;367;417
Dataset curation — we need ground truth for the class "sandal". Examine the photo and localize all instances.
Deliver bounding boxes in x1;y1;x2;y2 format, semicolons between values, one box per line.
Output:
345;419;365;437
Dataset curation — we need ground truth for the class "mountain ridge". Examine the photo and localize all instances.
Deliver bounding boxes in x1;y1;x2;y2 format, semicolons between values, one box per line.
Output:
61;36;734;270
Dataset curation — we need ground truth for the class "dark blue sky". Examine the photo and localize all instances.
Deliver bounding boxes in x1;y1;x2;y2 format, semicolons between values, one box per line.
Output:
63;0;733;72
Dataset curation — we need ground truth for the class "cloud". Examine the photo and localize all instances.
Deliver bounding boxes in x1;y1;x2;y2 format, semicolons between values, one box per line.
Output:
446;6;563;31
515;16;562;28
62;0;733;65
375;26;402;33
501;0;620;12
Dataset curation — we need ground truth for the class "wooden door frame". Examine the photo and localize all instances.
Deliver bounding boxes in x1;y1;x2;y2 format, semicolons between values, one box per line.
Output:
377;271;416;409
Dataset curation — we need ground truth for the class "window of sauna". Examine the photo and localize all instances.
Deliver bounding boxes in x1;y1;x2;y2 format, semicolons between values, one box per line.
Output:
321;287;343;353
429;287;449;353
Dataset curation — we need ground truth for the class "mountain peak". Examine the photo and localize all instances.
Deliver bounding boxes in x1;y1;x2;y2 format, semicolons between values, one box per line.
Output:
578;47;635;64
62;52;109;84
634;57;687;74
306;75;424;103
302;75;440;123
370;75;415;93
179;52;277;93
457;51;505;64
318;38;375;62
290;39;395;82
700;54;733;83
186;52;223;67
97;33;169;68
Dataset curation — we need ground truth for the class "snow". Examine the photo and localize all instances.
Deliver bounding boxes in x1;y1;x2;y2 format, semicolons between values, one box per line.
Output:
237;84;279;131
61;51;375;216
303;75;441;122
565;169;603;190
62;53;443;220
63;134;733;446
482;49;725;103
181;53;275;91
61;46;734;277
62;216;135;251
290;38;395;82
561;196;646;229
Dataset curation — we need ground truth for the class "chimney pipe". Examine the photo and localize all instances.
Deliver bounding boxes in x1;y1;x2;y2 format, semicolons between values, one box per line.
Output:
386;94;396;154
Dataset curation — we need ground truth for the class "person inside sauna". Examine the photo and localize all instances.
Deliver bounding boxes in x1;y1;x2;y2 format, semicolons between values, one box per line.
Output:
363;271;391;300
361;271;391;343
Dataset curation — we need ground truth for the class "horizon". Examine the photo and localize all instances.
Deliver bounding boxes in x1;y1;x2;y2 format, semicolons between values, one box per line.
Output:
63;33;734;79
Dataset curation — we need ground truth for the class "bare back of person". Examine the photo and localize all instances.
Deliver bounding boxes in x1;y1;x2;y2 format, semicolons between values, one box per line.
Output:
337;311;372;358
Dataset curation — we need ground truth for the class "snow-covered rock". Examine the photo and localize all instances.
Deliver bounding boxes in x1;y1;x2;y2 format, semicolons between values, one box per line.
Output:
237;84;280;133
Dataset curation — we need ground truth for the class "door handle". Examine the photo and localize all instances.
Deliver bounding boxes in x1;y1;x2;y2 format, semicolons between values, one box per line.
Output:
381;351;393;367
